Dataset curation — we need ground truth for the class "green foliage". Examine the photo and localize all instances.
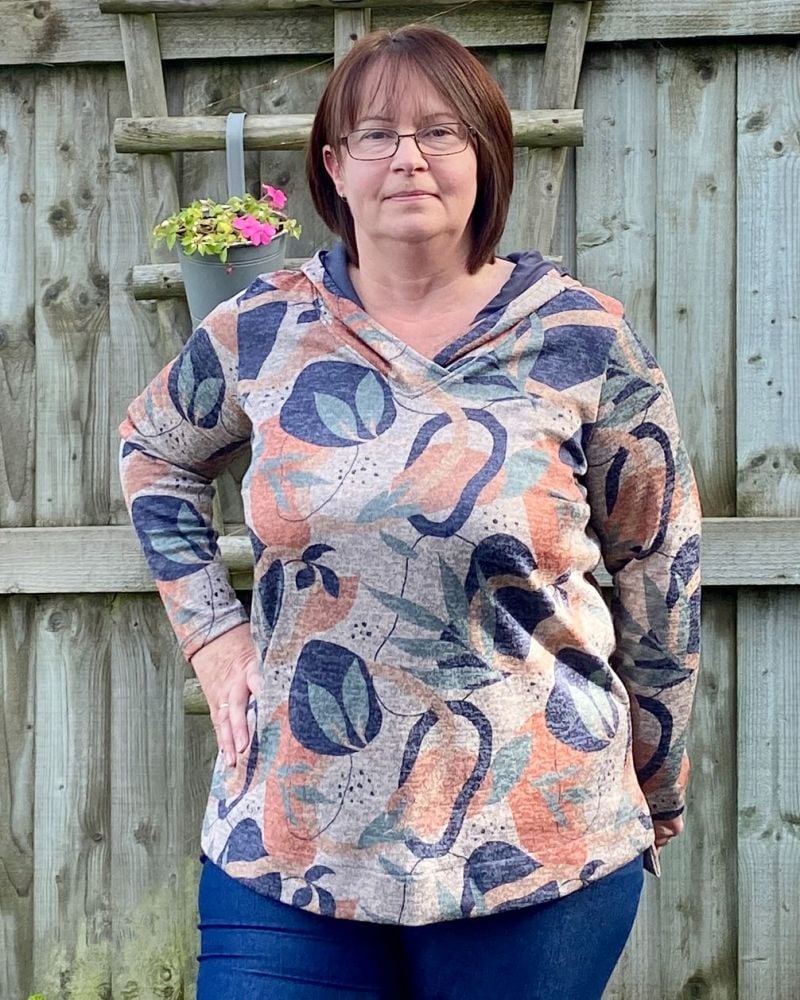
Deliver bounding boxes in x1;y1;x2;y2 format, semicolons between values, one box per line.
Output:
152;187;302;263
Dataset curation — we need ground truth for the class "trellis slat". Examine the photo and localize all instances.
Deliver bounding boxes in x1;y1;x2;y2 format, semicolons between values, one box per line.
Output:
0;519;798;593
114;109;584;153
525;1;591;255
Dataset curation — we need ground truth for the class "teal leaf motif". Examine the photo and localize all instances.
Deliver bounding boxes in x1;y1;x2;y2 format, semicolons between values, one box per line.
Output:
378;856;410;881
380;531;419;560
363;584;447;633
409;666;503;690
603;385;662;428
570;685;615;742
342;661;369;744
488;735;532;804
177;351;195;414
313;391;359;440
358;811;407;849
355;372;386;436
357;487;415;524
193;377;224;424
292;785;332;805
436;883;462;920
438;556;470;637
388;637;467;660
307;682;350;748
502;449;550;497
147;530;202;564
644;574;668;633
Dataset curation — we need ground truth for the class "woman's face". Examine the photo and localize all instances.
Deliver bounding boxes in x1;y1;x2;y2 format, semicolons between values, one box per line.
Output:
322;74;478;256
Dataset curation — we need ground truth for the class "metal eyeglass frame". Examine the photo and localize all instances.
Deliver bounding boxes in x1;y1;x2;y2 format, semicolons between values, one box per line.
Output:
338;123;478;160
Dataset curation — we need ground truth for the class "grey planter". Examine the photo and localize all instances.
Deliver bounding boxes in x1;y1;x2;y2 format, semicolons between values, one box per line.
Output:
179;233;287;328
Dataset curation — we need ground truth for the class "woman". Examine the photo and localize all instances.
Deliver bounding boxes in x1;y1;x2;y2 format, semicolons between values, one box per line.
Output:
120;24;701;1000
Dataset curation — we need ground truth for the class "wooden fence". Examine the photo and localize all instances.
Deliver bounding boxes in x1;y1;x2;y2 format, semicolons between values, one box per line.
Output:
1;2;799;997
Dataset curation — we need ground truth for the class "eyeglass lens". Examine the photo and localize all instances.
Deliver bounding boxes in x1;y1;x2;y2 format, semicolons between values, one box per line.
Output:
347;123;469;159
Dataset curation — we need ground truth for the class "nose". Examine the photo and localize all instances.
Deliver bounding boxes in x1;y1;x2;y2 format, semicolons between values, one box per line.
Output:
390;133;429;171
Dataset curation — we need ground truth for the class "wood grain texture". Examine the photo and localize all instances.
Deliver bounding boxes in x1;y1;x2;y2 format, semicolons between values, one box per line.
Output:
333;8;372;63
110;594;187;997
5;2;800;65
0;69;36;528
737;588;800;999
1;519;798;593
32;596;112;997
607;590;737;998
576;45;657;347
34;67;113;527
736;44;800;518
109;65;189;526
524;2;591;255
113;109;584;153
736;42;800;1000
657;45;737;518
491;50;576;272
99;0;579;10
0;596;36;1000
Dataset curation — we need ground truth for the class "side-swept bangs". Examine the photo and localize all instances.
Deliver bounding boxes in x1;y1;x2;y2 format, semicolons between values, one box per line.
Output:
306;25;514;274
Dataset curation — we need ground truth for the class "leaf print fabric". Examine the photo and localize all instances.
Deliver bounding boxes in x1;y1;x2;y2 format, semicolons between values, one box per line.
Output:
119;244;701;925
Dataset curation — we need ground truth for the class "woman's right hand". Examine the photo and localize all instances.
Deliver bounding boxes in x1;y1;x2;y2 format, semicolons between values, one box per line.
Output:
189;622;262;767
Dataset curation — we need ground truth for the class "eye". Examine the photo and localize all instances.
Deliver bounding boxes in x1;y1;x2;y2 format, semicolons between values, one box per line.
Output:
420;124;458;139
359;129;394;141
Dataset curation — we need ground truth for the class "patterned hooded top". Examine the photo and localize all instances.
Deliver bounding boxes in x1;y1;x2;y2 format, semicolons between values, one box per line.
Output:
119;243;701;925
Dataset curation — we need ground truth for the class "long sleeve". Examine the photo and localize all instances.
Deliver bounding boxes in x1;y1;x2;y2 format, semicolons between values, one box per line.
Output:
119;301;252;660
584;317;702;820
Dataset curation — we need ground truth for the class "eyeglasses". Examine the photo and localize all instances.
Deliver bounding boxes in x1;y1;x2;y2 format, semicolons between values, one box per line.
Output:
339;122;476;161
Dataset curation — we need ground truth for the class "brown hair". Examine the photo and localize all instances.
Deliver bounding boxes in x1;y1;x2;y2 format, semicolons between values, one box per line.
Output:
305;24;514;275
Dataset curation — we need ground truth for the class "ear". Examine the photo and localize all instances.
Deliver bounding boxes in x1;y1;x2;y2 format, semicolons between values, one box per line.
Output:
322;145;345;196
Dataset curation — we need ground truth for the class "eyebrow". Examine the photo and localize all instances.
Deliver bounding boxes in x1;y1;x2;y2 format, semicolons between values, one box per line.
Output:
355;112;456;126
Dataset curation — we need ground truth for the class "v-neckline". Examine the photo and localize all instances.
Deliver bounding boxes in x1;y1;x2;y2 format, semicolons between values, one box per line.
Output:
307;248;566;397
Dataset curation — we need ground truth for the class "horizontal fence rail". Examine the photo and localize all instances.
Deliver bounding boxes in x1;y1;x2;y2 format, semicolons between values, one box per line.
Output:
113;110;583;153
4;2;800;66
100;0;582;10
130;255;563;299
1;520;799;593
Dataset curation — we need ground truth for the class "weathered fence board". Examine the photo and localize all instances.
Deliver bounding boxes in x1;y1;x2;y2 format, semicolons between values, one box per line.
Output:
493;49;576;272
657;43;737;517
110;594;188;997
736;44;800;519
4;1;800;65
0;596;36;1000
0;69;36;529
607;590;738;998
736;42;800;1000
32;596;112;998
34;68;112;527
576;45;657;346
737;589;800;999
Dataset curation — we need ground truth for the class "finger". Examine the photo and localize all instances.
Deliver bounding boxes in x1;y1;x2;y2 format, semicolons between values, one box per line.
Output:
212;703;236;767
227;676;253;758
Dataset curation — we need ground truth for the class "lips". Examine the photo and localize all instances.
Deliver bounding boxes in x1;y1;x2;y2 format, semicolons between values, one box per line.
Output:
387;191;435;199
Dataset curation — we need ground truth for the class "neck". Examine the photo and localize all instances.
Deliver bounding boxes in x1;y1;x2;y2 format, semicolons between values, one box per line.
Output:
348;232;484;317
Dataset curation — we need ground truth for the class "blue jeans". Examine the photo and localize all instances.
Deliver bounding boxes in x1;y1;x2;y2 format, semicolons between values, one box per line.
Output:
197;853;643;1000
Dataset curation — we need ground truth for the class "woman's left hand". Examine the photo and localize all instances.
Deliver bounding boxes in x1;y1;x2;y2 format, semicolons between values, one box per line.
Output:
653;815;684;849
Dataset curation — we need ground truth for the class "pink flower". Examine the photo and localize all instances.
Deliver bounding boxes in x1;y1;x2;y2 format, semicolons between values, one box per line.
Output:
233;215;278;246
261;184;288;210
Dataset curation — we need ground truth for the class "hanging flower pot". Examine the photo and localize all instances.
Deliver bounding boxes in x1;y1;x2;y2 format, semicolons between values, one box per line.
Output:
153;187;301;328
151;114;301;328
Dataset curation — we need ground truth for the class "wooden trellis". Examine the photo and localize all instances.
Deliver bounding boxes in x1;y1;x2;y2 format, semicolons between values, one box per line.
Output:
98;0;593;301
